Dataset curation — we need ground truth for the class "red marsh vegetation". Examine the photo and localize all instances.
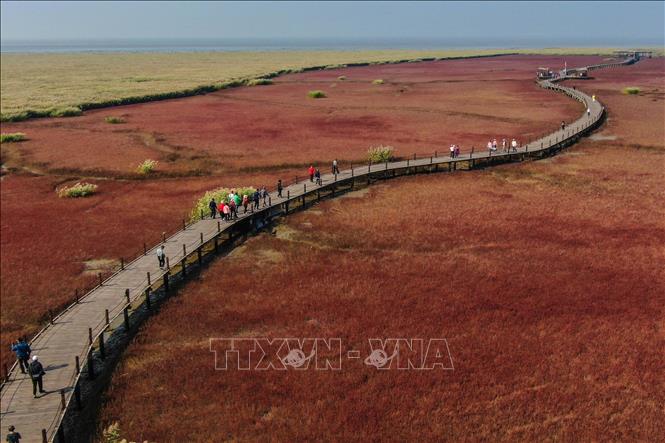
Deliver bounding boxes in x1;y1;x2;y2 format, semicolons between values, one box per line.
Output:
1;55;588;369
98;59;664;440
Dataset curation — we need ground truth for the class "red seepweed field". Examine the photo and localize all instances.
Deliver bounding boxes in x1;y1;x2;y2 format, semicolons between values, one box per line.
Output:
95;58;665;440
1;54;664;441
1;54;590;369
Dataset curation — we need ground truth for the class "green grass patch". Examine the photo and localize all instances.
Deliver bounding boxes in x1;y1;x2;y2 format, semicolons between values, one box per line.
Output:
137;159;158;174
246;78;273;86
622;87;640;95
367;145;394;163
190;186;256;222
0;132;26;143
104;116;125;124
57;182;98;198
49;106;82;117
372;79;384;85
308;90;327;99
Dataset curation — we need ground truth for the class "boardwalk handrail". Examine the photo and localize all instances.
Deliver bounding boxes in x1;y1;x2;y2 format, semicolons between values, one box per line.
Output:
0;54;640;442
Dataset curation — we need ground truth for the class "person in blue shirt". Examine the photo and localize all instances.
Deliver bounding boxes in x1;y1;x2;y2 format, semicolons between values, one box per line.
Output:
10;338;31;374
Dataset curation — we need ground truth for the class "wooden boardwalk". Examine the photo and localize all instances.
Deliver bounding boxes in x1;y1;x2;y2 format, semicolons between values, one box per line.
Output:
0;55;637;442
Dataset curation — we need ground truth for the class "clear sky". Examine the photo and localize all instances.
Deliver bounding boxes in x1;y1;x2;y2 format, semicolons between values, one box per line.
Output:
1;1;663;45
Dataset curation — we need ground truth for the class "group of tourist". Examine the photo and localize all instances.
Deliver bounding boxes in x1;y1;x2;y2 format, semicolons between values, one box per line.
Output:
449;145;461;158
10;337;46;399
487;138;518;153
208;187;269;222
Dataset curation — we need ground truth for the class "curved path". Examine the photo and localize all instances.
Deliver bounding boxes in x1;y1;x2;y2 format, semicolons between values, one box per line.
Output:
0;55;638;442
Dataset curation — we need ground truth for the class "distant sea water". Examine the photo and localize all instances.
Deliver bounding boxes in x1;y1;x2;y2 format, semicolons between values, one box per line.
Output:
1;37;659;53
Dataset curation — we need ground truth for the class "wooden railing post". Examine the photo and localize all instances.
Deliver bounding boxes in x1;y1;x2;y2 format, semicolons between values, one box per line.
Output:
120;257;124;270
42;429;47;443
123;307;130;330
125;288;130;304
75;289;79;304
163;272;170;292
88;327;93;346
105;309;109;326
75;356;80;374
182;244;187;256
146;272;151;286
98;272;103;286
99;331;106;359
200;232;203;244
60;389;66;410
87;353;95;380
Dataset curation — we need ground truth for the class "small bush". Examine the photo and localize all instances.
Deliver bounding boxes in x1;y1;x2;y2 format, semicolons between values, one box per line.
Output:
372;79;384;85
622;87;640;95
247;78;273;86
308;90;327;99
137;159;158;174
0;132;26;143
105;116;125;124
49;107;82;117
367;145;394;163
190;186;257;222
337;76;347;81
57;182;98;198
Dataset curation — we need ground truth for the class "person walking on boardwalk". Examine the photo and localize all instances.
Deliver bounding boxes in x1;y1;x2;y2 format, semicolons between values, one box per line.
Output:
209;198;217;219
233;192;241;208
454;145;460;158
487;140;492;153
308;165;315;182
28;356;46;398
511;138;518;152
261;186;268;206
502;138;507;152
332;159;339;175
6;426;21;443
222;202;230;221
242;193;249;213
492;139;498;152
253;189;260;210
315;168;321;185
156;245;165;268
449;144;455;158
561;121;566;131
229;199;238;220
10;338;30;374
277;180;283;197
587;107;591;117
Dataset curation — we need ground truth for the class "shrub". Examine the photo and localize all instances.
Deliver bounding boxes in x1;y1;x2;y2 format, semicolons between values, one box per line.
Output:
338;76;347;81
372;79;384;85
0;132;26;143
102;422;122;443
49;106;82;117
105;116;125;124
57;182;98;198
308;90;327;99
247;78;273;86
622;87;640;95
189;186;256;222
137;159;158;174
367;145;394;163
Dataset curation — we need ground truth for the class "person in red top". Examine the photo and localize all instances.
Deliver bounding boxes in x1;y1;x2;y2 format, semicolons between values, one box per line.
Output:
308;165;315;182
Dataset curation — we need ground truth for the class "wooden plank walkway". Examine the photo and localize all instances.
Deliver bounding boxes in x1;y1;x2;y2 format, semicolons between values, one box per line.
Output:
0;55;636;442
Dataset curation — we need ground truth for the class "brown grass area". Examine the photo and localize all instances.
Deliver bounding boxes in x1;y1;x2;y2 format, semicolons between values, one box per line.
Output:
97;61;664;440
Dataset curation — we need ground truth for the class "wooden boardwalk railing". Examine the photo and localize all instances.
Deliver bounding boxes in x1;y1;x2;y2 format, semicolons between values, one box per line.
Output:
0;55;637;442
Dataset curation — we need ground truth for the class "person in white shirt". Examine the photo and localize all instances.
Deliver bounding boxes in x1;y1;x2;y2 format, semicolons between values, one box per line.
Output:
156;245;165;268
449;145;455;158
487;141;493;153
511;139;518;152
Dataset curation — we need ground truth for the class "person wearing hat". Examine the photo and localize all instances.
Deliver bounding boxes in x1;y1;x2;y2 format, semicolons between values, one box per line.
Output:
6;426;21;443
28;355;46;398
